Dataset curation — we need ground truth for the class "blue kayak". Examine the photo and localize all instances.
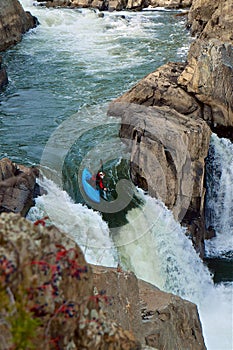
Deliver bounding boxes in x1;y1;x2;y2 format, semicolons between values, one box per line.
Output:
82;168;100;203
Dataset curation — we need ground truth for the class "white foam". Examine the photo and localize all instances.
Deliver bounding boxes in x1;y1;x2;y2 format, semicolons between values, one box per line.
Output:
205;134;233;257
28;177;117;266
114;191;233;350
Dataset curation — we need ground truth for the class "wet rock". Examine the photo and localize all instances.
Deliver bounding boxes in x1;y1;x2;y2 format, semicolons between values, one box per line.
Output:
0;56;8;89
0;158;38;216
0;0;38;52
179;0;233;128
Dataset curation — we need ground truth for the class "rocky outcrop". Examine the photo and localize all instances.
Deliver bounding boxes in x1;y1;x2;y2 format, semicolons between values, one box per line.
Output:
36;0;191;11
179;0;233;130
0;56;8;89
113;62;202;119
0;213;206;349
0;213;140;350
93;265;206;350
0;158;39;216
108;102;211;256
0;0;38;52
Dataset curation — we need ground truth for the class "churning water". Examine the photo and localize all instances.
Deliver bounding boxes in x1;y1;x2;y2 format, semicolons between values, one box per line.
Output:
1;1;232;349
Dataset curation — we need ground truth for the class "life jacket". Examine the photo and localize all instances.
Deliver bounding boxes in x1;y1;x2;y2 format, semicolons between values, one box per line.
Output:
95;172;105;189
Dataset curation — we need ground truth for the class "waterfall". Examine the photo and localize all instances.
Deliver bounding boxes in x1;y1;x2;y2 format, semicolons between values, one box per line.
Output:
205;134;233;258
114;191;233;350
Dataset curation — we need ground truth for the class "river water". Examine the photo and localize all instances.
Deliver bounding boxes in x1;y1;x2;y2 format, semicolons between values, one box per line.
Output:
0;1;232;349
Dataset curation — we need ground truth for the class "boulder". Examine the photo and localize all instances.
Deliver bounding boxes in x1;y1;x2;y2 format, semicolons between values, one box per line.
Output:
0;0;38;52
0;56;8;89
92;265;206;350
114;62;202;119
0;158;39;216
0;213;141;350
108;102;211;256
138;279;206;350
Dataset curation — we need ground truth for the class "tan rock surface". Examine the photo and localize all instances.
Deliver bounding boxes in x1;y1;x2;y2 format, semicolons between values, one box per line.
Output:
0;0;38;52
40;0;190;10
138;279;206;350
92;265;206;350
114;62;202;119
148;0;191;9
180;0;233;127
0;213;141;350
108;102;211;255
0;158;38;216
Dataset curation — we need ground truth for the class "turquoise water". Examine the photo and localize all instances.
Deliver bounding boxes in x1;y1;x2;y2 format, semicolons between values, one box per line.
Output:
0;5;190;165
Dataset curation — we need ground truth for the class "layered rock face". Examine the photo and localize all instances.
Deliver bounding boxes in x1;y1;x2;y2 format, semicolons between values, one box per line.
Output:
0;158;39;216
0;212;206;349
179;0;233;129
0;0;38;52
0;213;141;350
108;102;211;255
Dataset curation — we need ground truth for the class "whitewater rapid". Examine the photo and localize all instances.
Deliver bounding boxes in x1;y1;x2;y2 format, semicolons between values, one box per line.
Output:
28;174;233;350
9;2;233;349
205;134;233;258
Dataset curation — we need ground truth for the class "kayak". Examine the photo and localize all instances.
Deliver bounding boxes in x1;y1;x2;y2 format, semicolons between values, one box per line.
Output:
81;168;100;203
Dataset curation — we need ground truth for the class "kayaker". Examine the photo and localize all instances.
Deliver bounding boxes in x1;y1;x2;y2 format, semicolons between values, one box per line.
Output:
95;171;107;192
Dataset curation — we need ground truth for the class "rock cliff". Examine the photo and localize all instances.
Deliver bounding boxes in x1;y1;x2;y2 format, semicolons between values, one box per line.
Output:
108;102;211;256
0;0;38;52
93;265;206;350
179;0;233;131
0;0;38;90
0;213;206;349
